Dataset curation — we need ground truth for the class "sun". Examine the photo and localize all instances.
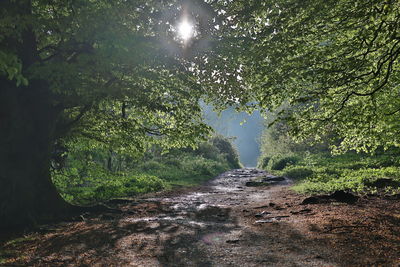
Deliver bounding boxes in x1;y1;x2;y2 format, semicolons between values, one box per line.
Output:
177;19;194;41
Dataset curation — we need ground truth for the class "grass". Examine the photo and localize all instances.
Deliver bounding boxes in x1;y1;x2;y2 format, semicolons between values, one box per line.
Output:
135;154;229;187
262;152;400;195
52;136;240;204
53;153;232;205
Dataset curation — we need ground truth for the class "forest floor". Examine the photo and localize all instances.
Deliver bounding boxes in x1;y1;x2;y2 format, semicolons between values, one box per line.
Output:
1;168;400;266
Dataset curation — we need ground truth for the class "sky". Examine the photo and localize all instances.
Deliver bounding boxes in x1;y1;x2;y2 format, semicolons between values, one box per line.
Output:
203;105;264;167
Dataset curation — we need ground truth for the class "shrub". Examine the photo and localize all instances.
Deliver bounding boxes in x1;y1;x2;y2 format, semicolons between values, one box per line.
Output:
258;156;271;169
284;167;313;180
94;184;122;202
124;174;168;194
211;135;241;169
193;142;221;161
183;156;227;176
53;135;237;204
270;156;300;170
138;161;164;171
292;165;400;194
163;157;182;167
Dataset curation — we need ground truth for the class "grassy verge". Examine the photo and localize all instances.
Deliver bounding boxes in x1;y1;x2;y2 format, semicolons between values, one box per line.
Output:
261;153;400;195
52;154;231;205
52;136;240;205
134;154;230;187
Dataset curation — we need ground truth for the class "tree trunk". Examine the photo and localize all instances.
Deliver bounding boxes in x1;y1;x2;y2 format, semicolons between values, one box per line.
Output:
0;78;74;229
107;150;113;172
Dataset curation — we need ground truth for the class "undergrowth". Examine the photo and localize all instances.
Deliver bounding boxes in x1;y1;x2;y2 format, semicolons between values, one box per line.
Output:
52;135;239;204
261;152;400;195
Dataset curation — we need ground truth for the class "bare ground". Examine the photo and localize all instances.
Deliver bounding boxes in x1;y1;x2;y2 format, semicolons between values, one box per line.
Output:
1;168;400;266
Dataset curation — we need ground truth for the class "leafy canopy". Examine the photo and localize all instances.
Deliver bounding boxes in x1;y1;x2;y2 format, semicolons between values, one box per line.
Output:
0;0;232;153
3;0;399;154
210;0;400;152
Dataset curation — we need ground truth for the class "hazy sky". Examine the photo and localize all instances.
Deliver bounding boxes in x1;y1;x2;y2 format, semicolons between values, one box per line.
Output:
203;105;264;167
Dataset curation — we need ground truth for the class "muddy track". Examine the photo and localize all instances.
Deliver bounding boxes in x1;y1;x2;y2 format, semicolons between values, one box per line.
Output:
2;168;400;266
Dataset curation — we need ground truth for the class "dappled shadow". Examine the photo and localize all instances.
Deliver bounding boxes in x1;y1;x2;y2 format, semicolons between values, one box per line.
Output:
6;201;238;266
2;169;400;266
157;205;236;267
156;218;340;267
313;214;400;266
5;208;398;266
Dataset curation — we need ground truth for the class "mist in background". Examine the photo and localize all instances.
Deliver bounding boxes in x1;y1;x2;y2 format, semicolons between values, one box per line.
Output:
203;105;264;167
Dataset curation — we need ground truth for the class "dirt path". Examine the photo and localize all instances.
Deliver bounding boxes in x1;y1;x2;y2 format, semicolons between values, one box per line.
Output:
2;168;400;266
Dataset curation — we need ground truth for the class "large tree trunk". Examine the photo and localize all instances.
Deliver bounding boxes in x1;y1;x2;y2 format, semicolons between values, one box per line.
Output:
0;78;74;228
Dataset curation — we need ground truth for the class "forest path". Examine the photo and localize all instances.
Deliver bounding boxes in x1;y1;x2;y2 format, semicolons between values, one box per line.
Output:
2;168;400;266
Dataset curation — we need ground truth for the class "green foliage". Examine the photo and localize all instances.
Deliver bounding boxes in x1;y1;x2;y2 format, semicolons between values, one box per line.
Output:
135;155;228;187
192;141;221;161
257;119;331;168
0;51;28;86
91;174;167;202
1;1;221;189
258;124;400;194
210;135;241;169
278;153;400;195
292;166;400;195
52;168;168;204
258;156;271;169
212;0;400;153
283;167;314;180
8;0;400;216
259;121;298;159
133;135;242;186
268;155;300;171
257;123;303;170
52;136;237;204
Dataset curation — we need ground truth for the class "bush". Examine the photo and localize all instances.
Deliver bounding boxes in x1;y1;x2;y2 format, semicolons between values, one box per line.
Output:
53;135;237;204
193;142;221;161
124;174;168;194
258;156;271;169
291;161;400;195
284;167;313;180
54;172;168;204
94;184;122;202
138;161;164;171
182;156;228;177
270;156;300;170
163;157;182;167
257;138;400;194
211;135;241;169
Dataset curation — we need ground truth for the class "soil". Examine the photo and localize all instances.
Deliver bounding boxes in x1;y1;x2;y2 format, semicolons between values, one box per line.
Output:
1;168;400;266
